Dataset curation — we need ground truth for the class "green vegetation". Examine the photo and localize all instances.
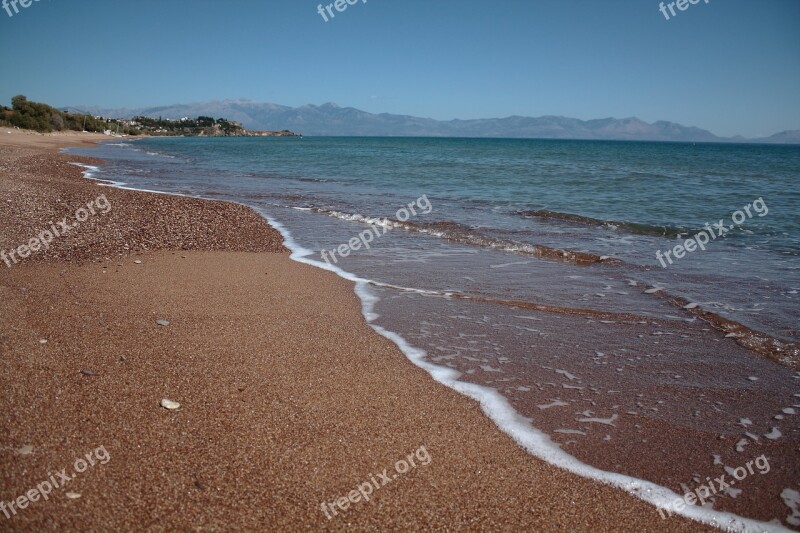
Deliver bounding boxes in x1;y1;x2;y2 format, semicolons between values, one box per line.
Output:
0;95;295;137
0;95;140;134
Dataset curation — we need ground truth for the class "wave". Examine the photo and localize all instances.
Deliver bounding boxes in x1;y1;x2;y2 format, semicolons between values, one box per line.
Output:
647;287;800;369
310;207;617;266
145;151;178;159
244;171;330;184
515;209;687;238
366;278;800;370
304;203;800;368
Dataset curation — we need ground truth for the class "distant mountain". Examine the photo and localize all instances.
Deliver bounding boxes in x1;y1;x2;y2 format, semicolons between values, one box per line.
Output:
62;100;799;143
750;130;800;145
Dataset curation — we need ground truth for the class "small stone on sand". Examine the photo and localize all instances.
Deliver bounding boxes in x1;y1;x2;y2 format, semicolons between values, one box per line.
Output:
80;369;97;377
66;492;81;499
161;398;181;410
683;303;699;309
156;320;170;327
16;445;33;455
134;260;142;264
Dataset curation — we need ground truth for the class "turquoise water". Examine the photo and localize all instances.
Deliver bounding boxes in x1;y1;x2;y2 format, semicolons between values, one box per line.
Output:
124;137;799;249
69;137;800;527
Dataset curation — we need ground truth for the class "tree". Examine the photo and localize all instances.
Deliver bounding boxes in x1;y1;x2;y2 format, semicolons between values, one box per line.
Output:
11;95;28;111
50;113;64;131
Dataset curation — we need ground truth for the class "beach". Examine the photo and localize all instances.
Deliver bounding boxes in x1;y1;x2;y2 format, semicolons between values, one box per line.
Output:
0;130;722;531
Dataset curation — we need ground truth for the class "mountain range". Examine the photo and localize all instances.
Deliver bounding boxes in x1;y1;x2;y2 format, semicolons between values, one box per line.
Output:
62;100;800;144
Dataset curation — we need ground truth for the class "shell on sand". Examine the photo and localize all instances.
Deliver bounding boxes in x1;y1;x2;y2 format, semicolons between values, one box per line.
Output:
160;398;181;410
16;445;33;455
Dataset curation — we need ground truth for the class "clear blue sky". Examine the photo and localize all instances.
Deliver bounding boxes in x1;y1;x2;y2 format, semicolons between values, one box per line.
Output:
0;0;798;137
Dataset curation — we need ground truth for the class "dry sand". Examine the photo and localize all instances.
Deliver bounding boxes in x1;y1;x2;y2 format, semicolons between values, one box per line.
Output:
0;130;714;531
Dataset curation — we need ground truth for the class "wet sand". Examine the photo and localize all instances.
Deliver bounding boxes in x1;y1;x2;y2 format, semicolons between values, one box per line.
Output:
0;130;717;530
378;291;799;525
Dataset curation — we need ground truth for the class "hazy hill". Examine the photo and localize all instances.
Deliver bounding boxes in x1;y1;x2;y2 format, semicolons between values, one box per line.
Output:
751;130;800;144
63;100;799;143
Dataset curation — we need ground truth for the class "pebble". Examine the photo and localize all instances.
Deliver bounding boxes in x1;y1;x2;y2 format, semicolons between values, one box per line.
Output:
644;288;662;294
39;339;47;344
156;320;170;327
65;492;81;499
16;445;33;455
134;260;142;264
160;398;181;410
80;369;97;377
683;303;699;309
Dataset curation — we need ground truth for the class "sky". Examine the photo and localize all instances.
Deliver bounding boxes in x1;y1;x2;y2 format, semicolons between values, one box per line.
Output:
0;0;798;137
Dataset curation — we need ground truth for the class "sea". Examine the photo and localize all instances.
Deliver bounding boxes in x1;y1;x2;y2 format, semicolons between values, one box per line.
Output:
67;137;800;531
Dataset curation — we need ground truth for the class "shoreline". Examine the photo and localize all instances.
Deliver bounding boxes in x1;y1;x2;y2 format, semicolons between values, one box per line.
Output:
0;129;746;530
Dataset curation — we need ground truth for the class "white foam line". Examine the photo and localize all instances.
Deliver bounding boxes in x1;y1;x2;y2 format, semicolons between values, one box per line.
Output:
69;162;100;179
69;165;789;533
69;162;130;189
69;162;210;197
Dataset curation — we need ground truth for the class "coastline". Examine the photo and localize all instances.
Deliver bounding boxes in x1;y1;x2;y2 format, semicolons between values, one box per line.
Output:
0;130;726;530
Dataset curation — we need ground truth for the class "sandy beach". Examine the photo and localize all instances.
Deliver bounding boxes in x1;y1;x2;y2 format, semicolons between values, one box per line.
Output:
0;130;718;531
